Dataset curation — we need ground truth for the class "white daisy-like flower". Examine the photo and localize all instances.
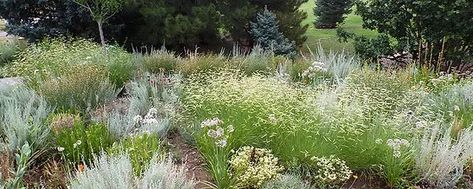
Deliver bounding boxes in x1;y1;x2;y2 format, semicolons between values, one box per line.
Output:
57;147;65;152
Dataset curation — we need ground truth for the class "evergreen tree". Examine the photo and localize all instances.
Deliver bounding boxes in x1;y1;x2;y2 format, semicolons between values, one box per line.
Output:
216;0;308;48
314;0;353;29
250;8;296;57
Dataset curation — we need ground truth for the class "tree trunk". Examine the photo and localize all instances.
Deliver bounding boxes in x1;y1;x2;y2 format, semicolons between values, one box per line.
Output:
97;20;106;47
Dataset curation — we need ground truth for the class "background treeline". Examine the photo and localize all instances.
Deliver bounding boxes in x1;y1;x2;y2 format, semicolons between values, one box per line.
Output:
0;0;308;52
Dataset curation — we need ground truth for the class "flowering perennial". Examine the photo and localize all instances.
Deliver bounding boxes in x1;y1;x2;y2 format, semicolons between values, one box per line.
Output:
386;138;410;158
307;155;352;185
201;117;233;148
229;146;284;188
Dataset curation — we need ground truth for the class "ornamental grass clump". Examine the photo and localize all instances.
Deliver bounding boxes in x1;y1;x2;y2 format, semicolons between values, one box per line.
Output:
107;133;163;176
3;38;132;88
39;64;118;113
304;155;352;186
229;146;284;188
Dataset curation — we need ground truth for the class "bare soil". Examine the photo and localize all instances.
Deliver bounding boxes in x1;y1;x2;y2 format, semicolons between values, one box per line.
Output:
167;131;214;189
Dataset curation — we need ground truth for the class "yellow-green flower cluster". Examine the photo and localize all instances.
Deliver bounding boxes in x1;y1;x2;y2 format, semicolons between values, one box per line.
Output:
308;155;352;185
229;146;284;188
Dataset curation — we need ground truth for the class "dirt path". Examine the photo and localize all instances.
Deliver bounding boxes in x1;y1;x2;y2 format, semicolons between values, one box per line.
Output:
167;131;214;189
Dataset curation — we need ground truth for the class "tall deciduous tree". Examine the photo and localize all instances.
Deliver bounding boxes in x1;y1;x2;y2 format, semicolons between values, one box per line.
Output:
314;0;354;29
74;0;127;46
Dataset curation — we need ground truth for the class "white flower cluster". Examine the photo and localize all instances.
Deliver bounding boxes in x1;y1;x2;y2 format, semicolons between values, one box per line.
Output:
229;146;284;188
201;118;233;148
387;138;410;158
133;108;159;127
302;61;328;79
309;155;352;185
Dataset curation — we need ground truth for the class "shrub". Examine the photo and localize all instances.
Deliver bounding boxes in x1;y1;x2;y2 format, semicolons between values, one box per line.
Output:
262;174;313;189
138;158;195;189
0;86;51;153
39;64;118;113
143;49;180;74
54;120;114;164
229;146;284;188
0;40;23;67
303;155;352;186
49;113;81;134
69;153;134;189
3;38;132;87
422;80;473;129
177;54;227;77
69;153;195;189
107;133;163;176
415;124;473;188
134;108;171;137
231;46;287;76
106;54;135;88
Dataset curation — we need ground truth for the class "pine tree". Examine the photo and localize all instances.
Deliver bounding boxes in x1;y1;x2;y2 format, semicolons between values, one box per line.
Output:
314;0;353;29
250;8;296;57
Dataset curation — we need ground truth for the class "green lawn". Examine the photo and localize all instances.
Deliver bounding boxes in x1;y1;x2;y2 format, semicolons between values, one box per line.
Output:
300;0;378;53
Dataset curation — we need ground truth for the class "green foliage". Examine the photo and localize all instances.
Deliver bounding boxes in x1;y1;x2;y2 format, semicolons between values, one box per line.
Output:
0;1;95;42
0;40;24;68
107;133;163;176
54;120;113;164
177;54;227;77
0;143;31;189
3;38;132;88
74;0;126;22
314;0;354;29
355;0;473;65
217;0;309;48
229;146;284;188
182;68;426;188
1;0;308;52
38;64;118;114
337;29;394;61
142;49;180;74
231;46;285;76
74;0;128;46
302;155;352;186
250;8;296;57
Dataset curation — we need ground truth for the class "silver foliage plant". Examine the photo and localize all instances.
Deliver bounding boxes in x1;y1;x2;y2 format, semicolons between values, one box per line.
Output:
415;123;473;188
69;153;195;189
0;86;51;153
103;73;180;139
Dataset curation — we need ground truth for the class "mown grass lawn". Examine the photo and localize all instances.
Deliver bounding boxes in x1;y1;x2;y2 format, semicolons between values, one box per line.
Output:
300;0;378;53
